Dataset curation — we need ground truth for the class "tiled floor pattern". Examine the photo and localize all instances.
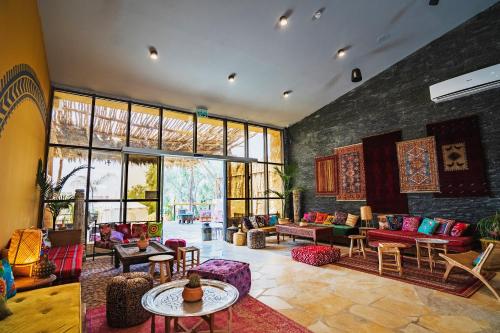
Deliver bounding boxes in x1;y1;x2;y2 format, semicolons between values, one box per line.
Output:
188;237;500;333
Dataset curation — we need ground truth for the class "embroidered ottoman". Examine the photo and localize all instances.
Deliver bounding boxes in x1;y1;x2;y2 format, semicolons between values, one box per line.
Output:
188;259;250;299
165;238;187;260
291;245;341;266
106;272;153;328
247;229;265;249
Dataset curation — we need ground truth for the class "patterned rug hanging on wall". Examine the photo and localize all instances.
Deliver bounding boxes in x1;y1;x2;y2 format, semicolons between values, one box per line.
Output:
427;115;489;197
396;136;440;193
335;143;366;201
315;155;338;196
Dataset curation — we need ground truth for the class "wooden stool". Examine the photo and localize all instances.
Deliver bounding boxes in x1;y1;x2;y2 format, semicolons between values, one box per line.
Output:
348;235;366;258
377;243;405;276
149;254;174;284
177;246;200;277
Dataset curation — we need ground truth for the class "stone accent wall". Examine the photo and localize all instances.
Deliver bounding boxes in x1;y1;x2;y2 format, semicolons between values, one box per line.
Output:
287;4;500;223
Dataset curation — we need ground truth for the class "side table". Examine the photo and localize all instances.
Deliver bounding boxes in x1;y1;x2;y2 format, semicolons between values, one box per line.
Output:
416;238;449;273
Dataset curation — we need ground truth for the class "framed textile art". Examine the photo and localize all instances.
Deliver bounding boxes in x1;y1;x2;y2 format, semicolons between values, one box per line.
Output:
315;155;338;196
427;115;489;197
335;144;366;201
396;136;440;193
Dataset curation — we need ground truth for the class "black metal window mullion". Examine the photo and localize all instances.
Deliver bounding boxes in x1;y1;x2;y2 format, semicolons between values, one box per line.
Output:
223;119;228;157
193;114;198;153
83;95;96;240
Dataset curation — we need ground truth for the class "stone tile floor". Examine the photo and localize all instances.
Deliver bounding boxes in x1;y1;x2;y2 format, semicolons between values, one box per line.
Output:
188;237;500;333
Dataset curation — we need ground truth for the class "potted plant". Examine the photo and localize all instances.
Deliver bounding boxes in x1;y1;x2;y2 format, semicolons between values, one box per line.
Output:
182;273;204;302
36;159;87;229
265;164;300;224
137;233;149;251
477;212;500;270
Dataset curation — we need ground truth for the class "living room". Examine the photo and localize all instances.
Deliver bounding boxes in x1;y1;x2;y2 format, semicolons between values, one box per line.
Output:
1;1;499;332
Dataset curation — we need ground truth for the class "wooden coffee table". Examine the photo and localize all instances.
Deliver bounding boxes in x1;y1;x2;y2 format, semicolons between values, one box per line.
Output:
114;241;175;273
276;224;333;246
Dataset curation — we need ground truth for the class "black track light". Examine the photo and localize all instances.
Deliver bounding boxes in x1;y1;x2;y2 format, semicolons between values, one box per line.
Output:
351;68;362;83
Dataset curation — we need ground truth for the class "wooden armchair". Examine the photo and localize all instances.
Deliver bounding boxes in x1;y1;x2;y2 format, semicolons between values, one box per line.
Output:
440;243;499;301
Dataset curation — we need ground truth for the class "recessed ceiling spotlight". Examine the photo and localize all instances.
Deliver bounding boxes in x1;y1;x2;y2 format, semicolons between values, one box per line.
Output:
283;90;293;98
351;68;362;83
312;8;325;21
337;48;346;58
228;73;237;82
149;46;159;60
279;16;288;27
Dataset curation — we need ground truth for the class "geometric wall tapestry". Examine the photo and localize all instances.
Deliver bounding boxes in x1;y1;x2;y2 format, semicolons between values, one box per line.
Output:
427;115;489;197
0;64;47;137
315;155;338;196
363;131;408;213
396;136;440;193
335;143;366;201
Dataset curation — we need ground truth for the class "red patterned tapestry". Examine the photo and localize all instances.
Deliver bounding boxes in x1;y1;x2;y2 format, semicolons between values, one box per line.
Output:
427;115;489;197
363;131;408;213
335;144;366;201
315;155;338;196
396;136;440;193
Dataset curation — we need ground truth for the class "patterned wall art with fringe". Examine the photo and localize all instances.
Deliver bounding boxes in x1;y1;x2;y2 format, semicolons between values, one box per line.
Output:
0;64;47;137
396;136;440;193
315;154;338;196
335;143;366;201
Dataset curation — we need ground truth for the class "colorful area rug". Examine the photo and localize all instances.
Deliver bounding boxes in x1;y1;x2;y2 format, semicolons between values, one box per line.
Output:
86;295;311;333
427;115;489;197
396;136;440;193
315;154;338;196
363;131;408;213
334;252;494;298
335;144;366;201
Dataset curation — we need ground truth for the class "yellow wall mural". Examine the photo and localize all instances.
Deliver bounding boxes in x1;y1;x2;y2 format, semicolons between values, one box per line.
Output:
0;0;50;246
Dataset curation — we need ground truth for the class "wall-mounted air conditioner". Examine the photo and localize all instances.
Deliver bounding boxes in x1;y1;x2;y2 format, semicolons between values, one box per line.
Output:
429;64;500;103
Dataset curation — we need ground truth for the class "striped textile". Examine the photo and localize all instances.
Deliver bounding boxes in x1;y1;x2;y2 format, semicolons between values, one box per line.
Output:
48;244;84;282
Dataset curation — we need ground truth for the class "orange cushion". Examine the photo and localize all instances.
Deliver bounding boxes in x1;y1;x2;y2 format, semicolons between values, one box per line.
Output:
315;213;328;223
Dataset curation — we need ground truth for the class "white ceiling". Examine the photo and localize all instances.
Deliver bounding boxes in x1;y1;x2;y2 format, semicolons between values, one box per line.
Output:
38;0;498;127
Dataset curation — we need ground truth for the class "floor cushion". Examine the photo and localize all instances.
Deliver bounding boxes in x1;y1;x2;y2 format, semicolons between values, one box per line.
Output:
291;245;341;266
165;239;187;259
188;259;251;299
48;244;84;282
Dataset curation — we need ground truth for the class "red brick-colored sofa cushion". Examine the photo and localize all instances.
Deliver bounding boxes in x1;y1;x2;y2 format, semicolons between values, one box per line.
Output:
291;245;341;266
48;244;84;283
367;229;473;252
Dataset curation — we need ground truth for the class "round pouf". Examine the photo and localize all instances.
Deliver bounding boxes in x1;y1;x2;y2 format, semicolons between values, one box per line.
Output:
226;226;239;243
247;229;265;249
233;231;246;246
165;238;187;260
106;272;153;328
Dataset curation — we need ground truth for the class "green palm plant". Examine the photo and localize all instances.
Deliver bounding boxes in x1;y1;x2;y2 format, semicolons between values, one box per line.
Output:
36;159;87;227
265;164;300;219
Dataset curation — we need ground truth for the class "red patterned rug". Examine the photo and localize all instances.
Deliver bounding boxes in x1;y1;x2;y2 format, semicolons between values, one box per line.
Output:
86;295;311;333
334;251;494;298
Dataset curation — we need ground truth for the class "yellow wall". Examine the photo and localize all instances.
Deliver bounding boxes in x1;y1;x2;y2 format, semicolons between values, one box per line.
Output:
0;0;50;246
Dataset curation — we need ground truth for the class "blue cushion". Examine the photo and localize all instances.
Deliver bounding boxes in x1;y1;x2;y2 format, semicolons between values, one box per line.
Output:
0;258;16;300
473;252;484;266
269;215;278;226
417;218;439;235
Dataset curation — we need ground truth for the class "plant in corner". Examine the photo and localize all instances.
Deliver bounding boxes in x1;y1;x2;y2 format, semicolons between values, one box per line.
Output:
36;159;87;229
477;212;500;270
265;163;301;223
182;273;204;302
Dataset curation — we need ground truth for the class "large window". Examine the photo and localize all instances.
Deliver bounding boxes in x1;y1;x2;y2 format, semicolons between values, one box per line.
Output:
46;89;284;238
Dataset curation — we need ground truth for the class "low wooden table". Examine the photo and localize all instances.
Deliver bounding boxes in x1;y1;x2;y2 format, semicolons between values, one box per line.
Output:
276;224;333;246
416;238;449;273
114;241;175;273
15;274;57;291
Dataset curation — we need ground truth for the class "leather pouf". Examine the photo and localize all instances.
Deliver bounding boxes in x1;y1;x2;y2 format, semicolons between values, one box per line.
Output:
233;231;246;246
165;238;187;259
246;229;265;249
106;272;153;328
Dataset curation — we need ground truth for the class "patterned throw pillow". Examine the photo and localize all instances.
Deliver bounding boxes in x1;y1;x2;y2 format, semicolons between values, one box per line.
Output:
450;222;469;237
256;216;266;228
387;215;404;230
131;223;148;238
434;218;455;235
147;222;163;238
0;258;16;300
261;215;270;227
115;223;132;239
306;212;317;223
249;216;259;229
242;217;253;231
315;213;328;224
378;219;390;230
418;218;439;235
334;211;348;225
345;214;359;227
98;224;112;241
401;216;421;232
324;215;335;225
269;215;278;226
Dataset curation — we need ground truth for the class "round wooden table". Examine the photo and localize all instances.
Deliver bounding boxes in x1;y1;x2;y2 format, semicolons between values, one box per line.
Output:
142;279;239;333
416;238;449;273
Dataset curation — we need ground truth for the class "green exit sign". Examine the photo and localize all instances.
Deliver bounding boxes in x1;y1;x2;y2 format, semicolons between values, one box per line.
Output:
196;107;208;118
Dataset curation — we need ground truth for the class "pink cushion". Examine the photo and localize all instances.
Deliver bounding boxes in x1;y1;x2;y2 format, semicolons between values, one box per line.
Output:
450;222;469;237
291;245;341;266
115;223;132;239
401;216;421;232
